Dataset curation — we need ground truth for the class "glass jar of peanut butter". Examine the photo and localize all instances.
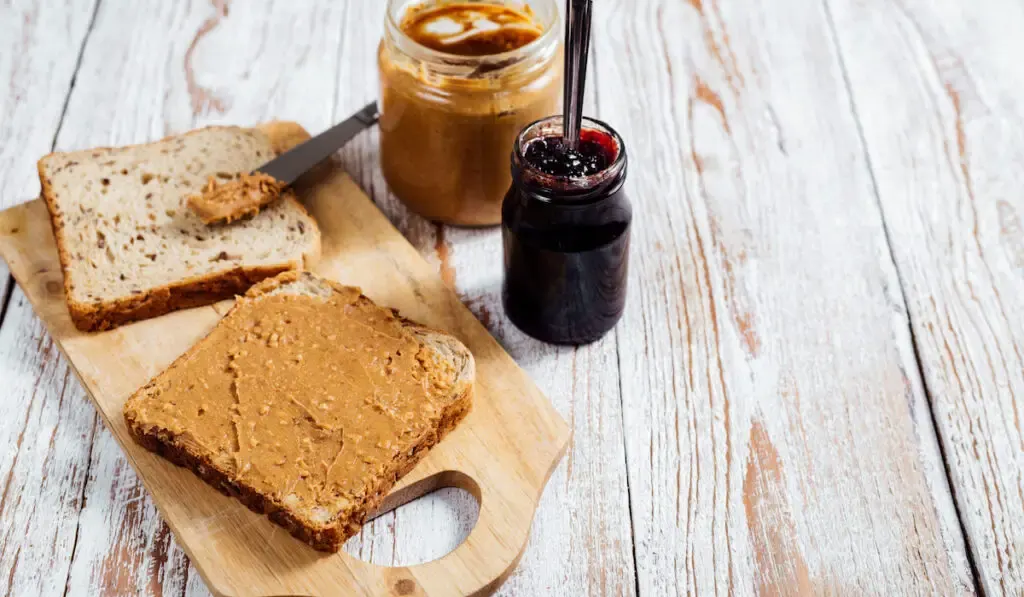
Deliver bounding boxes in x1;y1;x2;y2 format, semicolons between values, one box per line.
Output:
379;0;562;226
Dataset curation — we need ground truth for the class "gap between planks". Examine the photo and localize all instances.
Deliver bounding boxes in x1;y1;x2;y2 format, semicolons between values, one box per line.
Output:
0;278;15;331
0;0;103;328
818;0;984;591
0;0;105;594
600;0;974;593
52;1;106;591
823;0;1024;592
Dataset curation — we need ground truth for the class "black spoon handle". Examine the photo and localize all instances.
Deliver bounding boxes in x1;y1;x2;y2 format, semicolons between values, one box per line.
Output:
562;0;593;149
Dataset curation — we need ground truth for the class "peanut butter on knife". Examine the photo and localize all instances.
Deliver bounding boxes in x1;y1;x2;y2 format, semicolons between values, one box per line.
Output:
188;172;285;224
189;103;380;225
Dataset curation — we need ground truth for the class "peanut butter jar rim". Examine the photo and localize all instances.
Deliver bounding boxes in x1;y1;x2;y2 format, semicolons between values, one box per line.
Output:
385;0;561;68
513;115;628;198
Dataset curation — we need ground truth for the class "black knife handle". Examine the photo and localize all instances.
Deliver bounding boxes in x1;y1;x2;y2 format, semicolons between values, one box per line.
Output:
257;101;380;186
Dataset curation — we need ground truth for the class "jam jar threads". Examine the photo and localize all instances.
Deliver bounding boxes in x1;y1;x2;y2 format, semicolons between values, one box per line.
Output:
502;116;631;345
378;0;563;226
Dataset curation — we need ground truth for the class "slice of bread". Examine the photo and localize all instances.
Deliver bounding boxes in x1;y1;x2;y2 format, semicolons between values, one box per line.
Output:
123;271;474;552
38;126;321;331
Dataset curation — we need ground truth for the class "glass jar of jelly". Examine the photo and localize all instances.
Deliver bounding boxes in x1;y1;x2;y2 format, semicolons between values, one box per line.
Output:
378;0;562;226
502;115;631;345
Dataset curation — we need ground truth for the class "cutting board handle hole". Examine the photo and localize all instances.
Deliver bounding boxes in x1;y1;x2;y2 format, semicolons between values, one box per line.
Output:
343;471;481;567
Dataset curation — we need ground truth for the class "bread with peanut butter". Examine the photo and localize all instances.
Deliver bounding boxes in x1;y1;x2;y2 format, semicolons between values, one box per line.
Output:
37;126;320;332
123;271;474;552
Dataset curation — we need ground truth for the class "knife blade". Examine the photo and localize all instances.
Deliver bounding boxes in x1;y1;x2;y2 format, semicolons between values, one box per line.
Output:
257;101;380;186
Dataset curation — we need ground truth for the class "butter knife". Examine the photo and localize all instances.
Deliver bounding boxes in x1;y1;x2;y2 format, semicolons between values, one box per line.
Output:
258;101;380;185
188;102;380;224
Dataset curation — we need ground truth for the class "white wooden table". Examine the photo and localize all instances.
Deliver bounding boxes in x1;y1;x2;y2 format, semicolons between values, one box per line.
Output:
2;0;1023;595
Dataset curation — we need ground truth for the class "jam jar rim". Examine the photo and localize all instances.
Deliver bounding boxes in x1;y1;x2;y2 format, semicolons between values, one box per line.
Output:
384;0;561;70
511;115;628;205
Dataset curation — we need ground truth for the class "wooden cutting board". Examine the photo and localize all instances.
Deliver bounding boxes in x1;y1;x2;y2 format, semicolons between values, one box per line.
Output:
0;122;570;597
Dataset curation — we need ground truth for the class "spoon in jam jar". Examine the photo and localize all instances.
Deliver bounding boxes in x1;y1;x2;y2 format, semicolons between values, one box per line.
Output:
501;1;632;345
562;0;593;150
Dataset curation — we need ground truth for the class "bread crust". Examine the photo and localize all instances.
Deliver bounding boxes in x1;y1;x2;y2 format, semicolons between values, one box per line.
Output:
123;271;474;552
37;127;322;332
126;386;471;551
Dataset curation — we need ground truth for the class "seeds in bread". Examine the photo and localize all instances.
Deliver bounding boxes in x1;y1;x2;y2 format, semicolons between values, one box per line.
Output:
38;126;321;331
122;271;474;552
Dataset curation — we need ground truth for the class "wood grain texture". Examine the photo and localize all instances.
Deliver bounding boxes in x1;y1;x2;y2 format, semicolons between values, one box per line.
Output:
34;1;352;592
7;0;1024;594
593;0;973;593
327;0;510;575
2;0;640;589
63;425;206;597
22;0;475;591
0;0;98;203
331;3;639;594
0;0;98;427
0;119;570;596
0;3;99;595
0;0;512;592
824;0;1024;593
0;289;98;597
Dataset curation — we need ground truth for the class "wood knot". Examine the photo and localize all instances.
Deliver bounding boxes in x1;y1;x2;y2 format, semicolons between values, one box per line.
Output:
45;280;61;295
393;578;416;595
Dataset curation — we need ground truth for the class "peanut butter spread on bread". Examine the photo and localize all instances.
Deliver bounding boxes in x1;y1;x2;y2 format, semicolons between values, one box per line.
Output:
126;281;461;527
187;172;284;224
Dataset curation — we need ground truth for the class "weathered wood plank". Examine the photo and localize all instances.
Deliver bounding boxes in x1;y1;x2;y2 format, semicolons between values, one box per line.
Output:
0;289;99;597
3;1;632;595
824;0;1024;593
593;0;974;593
331;2;638;593
47;0;350;593
0;2;101;595
0;0;98;395
63;426;197;597
0;0;98;204
331;0;438;257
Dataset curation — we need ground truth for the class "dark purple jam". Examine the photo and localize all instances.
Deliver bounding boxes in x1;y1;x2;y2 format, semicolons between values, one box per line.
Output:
502;119;631;345
523;132;612;177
